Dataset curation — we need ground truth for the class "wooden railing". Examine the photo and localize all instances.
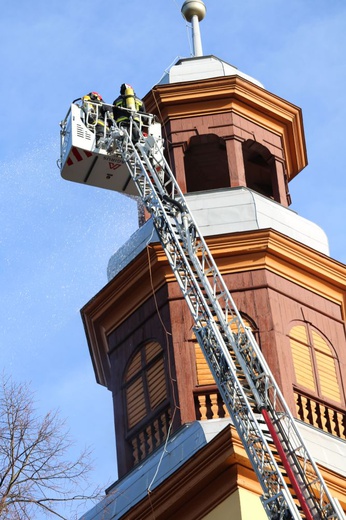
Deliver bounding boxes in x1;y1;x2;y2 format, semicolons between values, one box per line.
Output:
128;406;172;465
129;388;345;467
194;386;346;441
294;388;346;440
194;386;230;421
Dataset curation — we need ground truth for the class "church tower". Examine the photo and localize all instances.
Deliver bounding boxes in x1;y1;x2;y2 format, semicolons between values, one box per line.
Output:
80;2;346;518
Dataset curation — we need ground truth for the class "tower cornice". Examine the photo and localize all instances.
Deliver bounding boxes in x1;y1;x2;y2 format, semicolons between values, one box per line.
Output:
145;75;307;180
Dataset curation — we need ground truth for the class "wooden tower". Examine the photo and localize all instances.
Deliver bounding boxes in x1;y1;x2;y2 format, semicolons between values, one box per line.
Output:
81;55;346;486
79;3;346;518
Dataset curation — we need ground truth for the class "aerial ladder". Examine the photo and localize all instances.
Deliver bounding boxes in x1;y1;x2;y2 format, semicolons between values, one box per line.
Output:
59;100;346;520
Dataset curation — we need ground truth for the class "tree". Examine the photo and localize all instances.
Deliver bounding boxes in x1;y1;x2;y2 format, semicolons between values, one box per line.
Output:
0;374;101;519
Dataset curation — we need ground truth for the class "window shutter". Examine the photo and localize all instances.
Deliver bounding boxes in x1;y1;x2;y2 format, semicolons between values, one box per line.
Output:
312;331;341;403
290;326;315;391
194;316;254;386
125;341;168;430
126;377;146;429
147;357;167;409
290;324;342;405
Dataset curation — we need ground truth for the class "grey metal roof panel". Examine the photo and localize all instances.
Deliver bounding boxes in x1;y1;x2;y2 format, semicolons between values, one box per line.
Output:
79;418;346;520
79;420;229;520
158;55;264;88
107;187;329;282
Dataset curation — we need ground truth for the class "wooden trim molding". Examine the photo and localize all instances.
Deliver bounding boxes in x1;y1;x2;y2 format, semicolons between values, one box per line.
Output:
209;230;346;311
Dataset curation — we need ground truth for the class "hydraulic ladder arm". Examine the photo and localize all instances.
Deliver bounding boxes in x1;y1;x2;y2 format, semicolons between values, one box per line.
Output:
68;113;346;520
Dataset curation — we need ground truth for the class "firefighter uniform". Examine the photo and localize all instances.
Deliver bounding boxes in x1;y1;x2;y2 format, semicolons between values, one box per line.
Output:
112;84;145;141
82;92;106;145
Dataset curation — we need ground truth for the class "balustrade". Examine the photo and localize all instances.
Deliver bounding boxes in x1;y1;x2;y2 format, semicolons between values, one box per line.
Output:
294;389;346;439
194;386;229;420
129;407;171;465
194;386;346;441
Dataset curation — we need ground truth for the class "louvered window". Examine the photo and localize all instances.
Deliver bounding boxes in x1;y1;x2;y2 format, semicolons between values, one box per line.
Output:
194;315;258;386
125;341;167;430
289;323;342;404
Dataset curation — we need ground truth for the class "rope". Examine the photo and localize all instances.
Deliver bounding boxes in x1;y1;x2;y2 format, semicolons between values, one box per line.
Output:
144;232;180;501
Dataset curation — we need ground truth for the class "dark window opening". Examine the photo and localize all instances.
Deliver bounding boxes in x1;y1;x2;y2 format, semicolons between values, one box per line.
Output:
184;134;230;193
242;140;278;201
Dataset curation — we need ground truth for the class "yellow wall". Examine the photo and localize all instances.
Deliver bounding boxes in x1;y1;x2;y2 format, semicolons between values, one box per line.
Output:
202;489;267;520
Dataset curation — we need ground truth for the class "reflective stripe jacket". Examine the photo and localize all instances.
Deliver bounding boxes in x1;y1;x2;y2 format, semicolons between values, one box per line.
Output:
112;95;145;123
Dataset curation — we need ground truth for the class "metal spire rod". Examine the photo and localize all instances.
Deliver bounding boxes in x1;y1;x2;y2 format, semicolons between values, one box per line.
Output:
181;0;206;57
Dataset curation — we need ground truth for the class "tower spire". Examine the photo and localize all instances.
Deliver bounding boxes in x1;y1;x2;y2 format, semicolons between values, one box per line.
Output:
181;0;206;57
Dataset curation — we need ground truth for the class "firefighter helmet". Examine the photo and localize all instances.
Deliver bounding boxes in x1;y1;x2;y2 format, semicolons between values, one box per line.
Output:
120;83;132;95
89;92;103;102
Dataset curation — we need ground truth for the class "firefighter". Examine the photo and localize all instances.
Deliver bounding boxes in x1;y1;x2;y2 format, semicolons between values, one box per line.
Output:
81;92;106;146
112;84;145;142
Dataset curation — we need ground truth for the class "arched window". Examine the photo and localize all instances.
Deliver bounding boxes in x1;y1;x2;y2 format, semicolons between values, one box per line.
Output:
242;140;278;201
184;134;230;192
124;340;168;431
289;323;342;404
193;314;258;421
194;314;258;386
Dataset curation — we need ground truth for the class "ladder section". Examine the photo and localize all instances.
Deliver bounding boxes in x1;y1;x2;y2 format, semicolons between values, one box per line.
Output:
105;116;345;520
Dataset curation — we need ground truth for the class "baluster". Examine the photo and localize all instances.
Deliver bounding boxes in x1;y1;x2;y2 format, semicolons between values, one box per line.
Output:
161;410;168;439
300;395;311;424
153;418;160;447
139;431;146;461
205;393;213;419
198;394;208;420
324;406;334;435
132;436;139;465
294;392;346;440
319;403;329;432
311;399;320;429
210;393;219;419
146;424;153;454
295;392;303;421
218;392;228;418
194;394;202;420
336;411;346;439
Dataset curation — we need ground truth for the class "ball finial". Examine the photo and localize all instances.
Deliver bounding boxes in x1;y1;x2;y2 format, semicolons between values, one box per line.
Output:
181;0;206;23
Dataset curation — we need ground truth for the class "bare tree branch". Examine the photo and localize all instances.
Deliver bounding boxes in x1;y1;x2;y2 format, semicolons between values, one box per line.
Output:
0;374;104;519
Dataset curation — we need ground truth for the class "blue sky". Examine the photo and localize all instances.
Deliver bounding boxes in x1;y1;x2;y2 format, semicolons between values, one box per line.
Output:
1;0;346;518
